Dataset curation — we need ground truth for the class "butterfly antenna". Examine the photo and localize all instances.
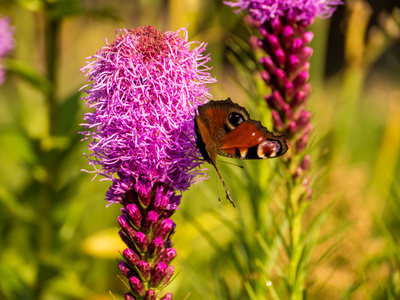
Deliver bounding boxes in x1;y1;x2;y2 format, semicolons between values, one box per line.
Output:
211;161;235;207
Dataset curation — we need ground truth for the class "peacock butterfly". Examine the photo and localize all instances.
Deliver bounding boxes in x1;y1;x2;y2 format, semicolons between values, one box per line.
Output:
194;98;288;206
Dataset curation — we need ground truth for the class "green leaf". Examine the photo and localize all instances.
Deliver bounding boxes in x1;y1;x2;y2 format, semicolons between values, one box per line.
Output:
5;59;52;96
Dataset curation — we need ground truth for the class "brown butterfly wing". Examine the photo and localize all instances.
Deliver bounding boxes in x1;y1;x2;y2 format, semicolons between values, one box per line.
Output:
195;98;250;163
218;120;288;159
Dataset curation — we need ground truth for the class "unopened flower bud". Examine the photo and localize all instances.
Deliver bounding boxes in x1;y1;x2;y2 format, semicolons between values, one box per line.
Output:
155;219;174;240
123;248;140;266
144;289;156;300
138;261;151;281
134;232;148;252
150;262;168;287
148;237;164;258
126;204;142;228
129;276;145;297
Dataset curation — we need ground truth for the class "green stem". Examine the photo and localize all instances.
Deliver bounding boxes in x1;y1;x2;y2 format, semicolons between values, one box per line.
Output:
34;11;62;299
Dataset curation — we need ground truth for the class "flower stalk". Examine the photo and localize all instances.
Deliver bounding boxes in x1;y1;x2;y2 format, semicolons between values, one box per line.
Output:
80;25;215;298
225;1;342;298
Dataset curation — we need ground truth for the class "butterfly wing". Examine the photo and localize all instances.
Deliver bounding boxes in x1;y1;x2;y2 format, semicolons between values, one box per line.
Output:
217;120;288;159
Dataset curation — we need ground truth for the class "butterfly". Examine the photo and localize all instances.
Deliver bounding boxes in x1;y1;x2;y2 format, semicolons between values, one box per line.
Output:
194;98;288;206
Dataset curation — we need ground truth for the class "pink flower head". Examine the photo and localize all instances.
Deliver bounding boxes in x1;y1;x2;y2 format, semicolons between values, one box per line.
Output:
81;26;215;204
0;16;15;84
224;0;343;24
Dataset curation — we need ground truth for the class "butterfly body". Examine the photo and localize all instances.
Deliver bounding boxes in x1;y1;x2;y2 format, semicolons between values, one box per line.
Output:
194;98;288;206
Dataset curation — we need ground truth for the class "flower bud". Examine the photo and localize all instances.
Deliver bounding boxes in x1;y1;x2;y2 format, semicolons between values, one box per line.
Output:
274;49;286;67
118;215;136;239
160;265;175;287
138;261;151;281
143;211;159;232
126;204;142;228
125;292;136;300
291;38;304;54
119;230;135;249
302;31;314;44
281;25;294;47
144;289;156;300
160;293;173;300
123;248;140;266
155;219;174;240
129;276;145;297
293;70;309;88
148;237;164;258
134;232;148;252
158;248;177;265
119;261;133;278
150;262;168;287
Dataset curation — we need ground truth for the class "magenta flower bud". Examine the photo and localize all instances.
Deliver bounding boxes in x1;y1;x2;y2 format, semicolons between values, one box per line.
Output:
296;124;312;153
291;38;304;54
287;54;300;74
158;248;177;265
300;46;313;61
270;17;283;34
296;111;312;132
288;121;297;133
144;290;156;300
143;211;159;232
129;276;145;297
126;204;142;228
271;110;285;130
300;154;311;172
302;31;314;44
267;34;280;51
284;81;294;99
260;56;276;74
293;71;309;88
154;189;169;211
123;248;140;266
148;237;164;258
138;261;151;281
134;232;148;252
135;181;151;207
274;48;286;67
270;91;287;110
259;26;269;39
281;26;294;47
261;70;270;84
155;219;174;240
274;68;287;87
160;265;175;287
125;292;136;300
150;262;168;287
160;293;173;300
291;90;308;108
119;261;133;278
118;215;136;239
119;230;135;250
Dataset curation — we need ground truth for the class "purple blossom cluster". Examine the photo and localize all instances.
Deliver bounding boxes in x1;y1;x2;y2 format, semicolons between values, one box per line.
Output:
0;16;15;84
80;26;215;299
225;0;342;192
224;0;343;24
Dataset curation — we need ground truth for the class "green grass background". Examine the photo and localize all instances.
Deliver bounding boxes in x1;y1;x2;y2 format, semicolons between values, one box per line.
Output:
0;0;399;299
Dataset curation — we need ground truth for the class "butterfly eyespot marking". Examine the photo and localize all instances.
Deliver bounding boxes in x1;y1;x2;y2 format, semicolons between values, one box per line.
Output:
228;112;245;127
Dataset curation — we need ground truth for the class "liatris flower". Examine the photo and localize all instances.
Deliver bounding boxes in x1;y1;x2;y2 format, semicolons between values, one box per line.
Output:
225;0;342;191
80;25;215;298
0;16;15;84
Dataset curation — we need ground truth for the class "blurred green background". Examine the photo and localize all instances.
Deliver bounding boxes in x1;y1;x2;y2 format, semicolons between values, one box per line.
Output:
0;0;399;299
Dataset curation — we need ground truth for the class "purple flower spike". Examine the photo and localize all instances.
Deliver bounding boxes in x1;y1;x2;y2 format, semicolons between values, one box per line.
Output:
225;0;342;196
0;16;15;84
81;25;215;298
